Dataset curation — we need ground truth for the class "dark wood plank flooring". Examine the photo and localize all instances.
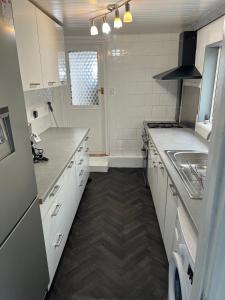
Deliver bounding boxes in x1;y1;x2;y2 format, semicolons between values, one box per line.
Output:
46;168;168;300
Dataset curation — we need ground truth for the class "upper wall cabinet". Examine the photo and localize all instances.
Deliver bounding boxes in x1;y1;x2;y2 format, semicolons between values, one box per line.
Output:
36;9;59;88
12;0;67;91
12;0;43;91
56;25;67;84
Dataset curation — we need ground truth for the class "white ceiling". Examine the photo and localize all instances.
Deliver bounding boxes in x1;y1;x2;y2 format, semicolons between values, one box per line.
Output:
33;0;225;35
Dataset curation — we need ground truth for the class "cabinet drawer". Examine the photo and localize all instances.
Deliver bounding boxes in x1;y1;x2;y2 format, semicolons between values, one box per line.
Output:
46;217;68;286
40;172;65;219
42;185;66;254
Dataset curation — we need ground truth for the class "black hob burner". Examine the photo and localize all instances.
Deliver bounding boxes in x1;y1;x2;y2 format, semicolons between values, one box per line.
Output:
146;122;183;129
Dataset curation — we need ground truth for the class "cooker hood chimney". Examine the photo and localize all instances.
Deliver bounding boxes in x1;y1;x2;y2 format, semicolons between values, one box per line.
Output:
153;31;202;80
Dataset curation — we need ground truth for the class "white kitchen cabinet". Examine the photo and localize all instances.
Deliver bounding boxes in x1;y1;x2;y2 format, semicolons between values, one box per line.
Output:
41;134;89;287
164;177;179;260
156;159;168;237
36;9;59;88
56;25;67;85
76;136;90;199
12;0;43;91
12;0;66;91
148;143;159;208
64;156;79;227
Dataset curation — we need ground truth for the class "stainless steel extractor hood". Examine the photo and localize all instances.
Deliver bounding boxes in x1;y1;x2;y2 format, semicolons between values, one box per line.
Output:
153;31;202;80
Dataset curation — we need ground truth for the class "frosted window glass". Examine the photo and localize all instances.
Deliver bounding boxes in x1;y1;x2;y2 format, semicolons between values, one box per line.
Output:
68;51;99;106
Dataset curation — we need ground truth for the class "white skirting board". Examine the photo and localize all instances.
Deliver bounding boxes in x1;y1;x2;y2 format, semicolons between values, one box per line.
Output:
90;156;143;172
109;156;143;168
89;156;109;172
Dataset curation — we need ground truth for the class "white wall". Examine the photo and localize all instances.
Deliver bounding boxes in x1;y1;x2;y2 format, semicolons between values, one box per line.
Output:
24;85;65;135
195;16;225;74
106;34;179;158
64;33;179;162
194;16;225;139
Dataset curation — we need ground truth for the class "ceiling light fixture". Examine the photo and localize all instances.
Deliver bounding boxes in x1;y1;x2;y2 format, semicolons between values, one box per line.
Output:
102;16;111;34
90;19;98;36
89;0;132;36
114;8;123;29
123;2;133;23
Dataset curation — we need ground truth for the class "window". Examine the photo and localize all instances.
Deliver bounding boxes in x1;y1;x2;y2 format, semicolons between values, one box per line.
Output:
209;48;221;122
198;46;221;123
68;51;99;106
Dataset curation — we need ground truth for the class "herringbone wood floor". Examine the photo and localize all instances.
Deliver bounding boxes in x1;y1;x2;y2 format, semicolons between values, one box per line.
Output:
46;168;168;300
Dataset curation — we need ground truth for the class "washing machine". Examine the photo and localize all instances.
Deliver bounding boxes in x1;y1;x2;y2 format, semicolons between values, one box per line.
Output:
168;206;197;300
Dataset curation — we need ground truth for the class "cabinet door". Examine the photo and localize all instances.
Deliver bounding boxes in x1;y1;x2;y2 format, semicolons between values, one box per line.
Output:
36;9;59;88
56;25;67;85
12;0;43;91
149;150;158;207
157;162;168;237
64;157;79;226
164;178;178;260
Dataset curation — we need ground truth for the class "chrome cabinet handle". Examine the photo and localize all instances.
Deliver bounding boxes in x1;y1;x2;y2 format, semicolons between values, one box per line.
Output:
30;83;40;87
51;203;62;217
78;146;83;153
169;184;177;197
48;81;56;86
79;159;84;165
159;161;164;170
79;180;84;187
50;185;60;197
79;169;84;177
54;233;64;247
85;147;89;153
67;160;74;169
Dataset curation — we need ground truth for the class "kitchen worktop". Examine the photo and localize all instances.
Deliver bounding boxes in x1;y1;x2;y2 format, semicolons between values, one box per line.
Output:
34;127;89;202
148;127;209;231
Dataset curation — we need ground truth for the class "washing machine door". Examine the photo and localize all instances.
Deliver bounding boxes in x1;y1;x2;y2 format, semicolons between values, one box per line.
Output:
168;251;189;300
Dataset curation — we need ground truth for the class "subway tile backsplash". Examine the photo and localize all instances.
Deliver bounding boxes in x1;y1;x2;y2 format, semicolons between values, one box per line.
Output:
107;34;179;157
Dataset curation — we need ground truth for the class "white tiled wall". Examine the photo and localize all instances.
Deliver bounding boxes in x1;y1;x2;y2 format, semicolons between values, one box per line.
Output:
24;86;65;135
106;34;179;157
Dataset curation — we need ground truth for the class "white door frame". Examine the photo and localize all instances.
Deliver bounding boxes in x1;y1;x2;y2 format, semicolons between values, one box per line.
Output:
191;31;225;300
65;36;109;155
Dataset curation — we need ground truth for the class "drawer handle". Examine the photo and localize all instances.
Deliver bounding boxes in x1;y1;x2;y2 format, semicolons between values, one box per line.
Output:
67;160;74;169
79;159;84;165
85;147;89;153
159;162;164;170
79;180;84;187
54;233;64;247
169;184;177;197
51;203;62;217
50;185;60;197
48;81;56;86
79;169;84;177
85;136;89;141
78;146;83;153
30;83;40;87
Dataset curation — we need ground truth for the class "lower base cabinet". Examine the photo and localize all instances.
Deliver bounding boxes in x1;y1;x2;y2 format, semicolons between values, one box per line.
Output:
163;177;179;260
156;161;168;237
41;135;89;287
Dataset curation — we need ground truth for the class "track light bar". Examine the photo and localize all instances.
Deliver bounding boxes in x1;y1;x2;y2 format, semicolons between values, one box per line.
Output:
89;0;132;35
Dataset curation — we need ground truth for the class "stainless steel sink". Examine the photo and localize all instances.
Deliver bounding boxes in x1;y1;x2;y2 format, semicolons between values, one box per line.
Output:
166;150;208;199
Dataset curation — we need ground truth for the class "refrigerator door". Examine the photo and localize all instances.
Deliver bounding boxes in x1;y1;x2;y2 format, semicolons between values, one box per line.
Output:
0;199;49;300
0;2;37;244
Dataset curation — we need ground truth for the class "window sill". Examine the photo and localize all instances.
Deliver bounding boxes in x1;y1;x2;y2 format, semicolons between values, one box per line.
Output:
195;122;212;139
